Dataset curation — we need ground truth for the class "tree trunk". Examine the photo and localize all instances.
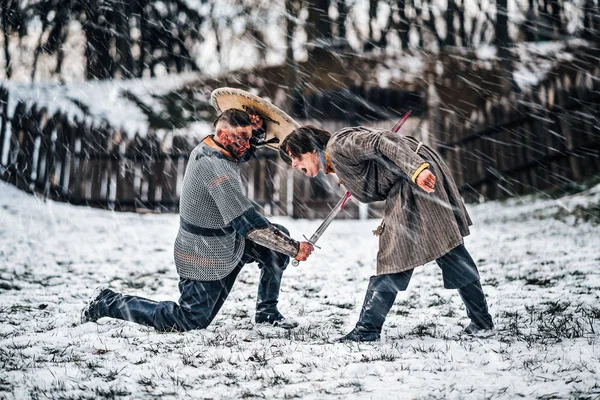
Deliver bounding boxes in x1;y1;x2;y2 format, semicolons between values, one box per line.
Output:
84;7;113;80
307;0;332;46
524;0;536;41
495;0;519;94
53;7;69;80
444;0;456;47
2;1;11;79
364;0;378;51
550;0;563;36
286;0;295;63
458;0;467;47
396;0;409;49
582;0;598;40
55;30;66;79
136;0;147;78
31;17;49;82
115;0;133;78
336;0;347;39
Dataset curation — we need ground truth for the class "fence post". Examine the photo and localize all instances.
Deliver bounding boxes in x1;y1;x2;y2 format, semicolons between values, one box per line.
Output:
107;129;122;210
88;122;107;206
0;86;8;173
160;134;181;211
36;107;53;198
69;117;86;204
115;132;135;211
144;132;161;207
55;112;70;198
11;103;29;190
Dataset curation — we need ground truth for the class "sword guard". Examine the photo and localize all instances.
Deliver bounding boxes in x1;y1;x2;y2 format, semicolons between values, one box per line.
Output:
303;235;320;249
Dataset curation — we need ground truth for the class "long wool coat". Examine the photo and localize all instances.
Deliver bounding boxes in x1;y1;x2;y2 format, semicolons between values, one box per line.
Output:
327;127;472;275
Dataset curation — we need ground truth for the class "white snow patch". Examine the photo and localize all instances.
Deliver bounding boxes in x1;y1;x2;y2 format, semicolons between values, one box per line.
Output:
1;179;599;398
0;73;199;137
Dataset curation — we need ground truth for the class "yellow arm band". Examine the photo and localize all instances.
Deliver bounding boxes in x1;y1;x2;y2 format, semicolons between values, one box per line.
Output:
411;163;430;183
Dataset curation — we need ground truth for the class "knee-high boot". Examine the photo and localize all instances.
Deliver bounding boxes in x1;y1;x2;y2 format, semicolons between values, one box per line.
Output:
256;265;284;321
457;280;494;334
336;290;397;342
91;289;158;327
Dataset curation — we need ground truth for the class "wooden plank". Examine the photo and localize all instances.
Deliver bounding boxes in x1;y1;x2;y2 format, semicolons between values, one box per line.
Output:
68;119;83;204
0;86;8;171
36;108;54;197
115;134;134;210
57;117;73;198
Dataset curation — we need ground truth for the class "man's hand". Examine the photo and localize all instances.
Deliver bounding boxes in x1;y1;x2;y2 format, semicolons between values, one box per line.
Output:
248;111;264;131
416;169;436;193
295;241;314;261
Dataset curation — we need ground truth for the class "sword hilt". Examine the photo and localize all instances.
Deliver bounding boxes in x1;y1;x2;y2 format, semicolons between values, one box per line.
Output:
292;236;319;267
291;112;410;268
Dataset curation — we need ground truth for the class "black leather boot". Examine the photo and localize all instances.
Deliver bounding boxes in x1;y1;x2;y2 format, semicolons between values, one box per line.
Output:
81;287;111;323
90;288;159;327
337;290;397;342
255;265;298;329
458;280;494;335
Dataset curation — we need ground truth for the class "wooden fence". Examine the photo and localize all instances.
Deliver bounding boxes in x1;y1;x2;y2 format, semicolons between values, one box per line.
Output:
434;66;600;202
0;88;350;218
1;65;599;217
0;98;183;211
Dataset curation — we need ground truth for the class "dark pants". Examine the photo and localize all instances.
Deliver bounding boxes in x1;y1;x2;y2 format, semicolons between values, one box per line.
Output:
368;243;481;292
93;225;290;332
353;244;493;333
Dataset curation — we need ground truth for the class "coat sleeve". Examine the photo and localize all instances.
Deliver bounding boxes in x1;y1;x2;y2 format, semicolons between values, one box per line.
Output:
333;128;429;183
378;130;430;182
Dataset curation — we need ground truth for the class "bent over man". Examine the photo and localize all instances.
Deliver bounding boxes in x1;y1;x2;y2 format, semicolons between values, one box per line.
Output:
280;125;493;341
81;108;313;331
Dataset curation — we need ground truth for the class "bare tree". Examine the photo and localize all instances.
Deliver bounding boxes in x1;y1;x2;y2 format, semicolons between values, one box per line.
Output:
306;0;332;49
582;0;599;40
495;0;519;93
444;0;456;47
0;0;20;79
395;0;410;49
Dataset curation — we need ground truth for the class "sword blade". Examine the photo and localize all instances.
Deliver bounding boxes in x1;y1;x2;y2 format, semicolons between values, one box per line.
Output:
308;191;352;245
304;110;410;246
292;110;412;266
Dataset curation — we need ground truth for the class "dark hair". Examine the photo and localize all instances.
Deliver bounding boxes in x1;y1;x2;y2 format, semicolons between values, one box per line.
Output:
213;108;252;128
279;125;331;165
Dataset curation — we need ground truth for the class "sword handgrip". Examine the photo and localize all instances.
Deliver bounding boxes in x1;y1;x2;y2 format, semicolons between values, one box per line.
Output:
293;236;319;267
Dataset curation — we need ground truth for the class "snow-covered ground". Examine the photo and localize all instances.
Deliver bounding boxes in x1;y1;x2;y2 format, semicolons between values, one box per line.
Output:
0;180;599;399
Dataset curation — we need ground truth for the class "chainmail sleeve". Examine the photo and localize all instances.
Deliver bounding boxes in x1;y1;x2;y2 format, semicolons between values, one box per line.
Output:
247;226;300;258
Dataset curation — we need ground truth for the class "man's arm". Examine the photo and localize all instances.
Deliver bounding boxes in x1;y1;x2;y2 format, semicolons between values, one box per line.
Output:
204;160;312;260
335;129;435;192
377;131;430;185
230;208;299;258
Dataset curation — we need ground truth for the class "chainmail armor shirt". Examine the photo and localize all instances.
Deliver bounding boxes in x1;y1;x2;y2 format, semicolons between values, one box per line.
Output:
174;140;254;281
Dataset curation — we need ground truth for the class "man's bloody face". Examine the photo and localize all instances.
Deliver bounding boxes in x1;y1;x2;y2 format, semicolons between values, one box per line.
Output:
220;126;253;157
289;150;320;178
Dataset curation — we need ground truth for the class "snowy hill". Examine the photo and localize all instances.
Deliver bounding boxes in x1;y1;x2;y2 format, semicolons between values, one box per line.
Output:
0;181;599;399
